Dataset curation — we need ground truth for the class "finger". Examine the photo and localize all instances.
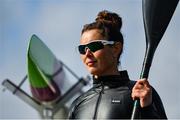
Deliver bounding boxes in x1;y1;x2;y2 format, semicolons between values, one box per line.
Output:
133;80;146;89
137;79;150;88
133;80;144;89
133;85;151;95
132;87;151;99
131;89;143;100
137;78;147;84
132;86;144;99
144;80;150;88
133;83;142;90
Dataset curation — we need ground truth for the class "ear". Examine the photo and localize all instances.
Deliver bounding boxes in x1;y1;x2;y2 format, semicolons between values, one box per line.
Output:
112;42;122;57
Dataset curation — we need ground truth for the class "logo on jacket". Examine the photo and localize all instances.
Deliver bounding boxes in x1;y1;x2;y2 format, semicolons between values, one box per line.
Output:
111;99;121;104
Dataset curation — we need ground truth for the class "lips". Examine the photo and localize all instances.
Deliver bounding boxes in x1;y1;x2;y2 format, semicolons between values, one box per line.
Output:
86;60;97;66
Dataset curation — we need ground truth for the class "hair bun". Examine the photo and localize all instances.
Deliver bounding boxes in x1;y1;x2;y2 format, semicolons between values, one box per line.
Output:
95;10;122;31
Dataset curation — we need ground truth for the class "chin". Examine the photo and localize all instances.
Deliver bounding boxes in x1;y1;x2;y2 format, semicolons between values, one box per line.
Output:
88;68;101;76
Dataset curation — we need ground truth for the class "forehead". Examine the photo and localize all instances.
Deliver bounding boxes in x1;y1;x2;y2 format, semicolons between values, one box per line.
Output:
80;29;107;44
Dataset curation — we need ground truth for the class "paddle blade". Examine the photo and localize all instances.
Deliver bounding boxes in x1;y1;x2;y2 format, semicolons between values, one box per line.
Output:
143;0;179;48
141;0;179;78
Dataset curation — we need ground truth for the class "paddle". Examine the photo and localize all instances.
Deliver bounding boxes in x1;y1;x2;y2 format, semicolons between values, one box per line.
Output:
131;0;179;119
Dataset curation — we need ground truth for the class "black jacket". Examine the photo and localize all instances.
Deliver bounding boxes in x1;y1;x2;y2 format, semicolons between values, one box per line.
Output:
69;71;167;119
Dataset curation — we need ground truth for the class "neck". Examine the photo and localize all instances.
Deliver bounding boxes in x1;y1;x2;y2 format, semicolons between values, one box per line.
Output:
94;69;120;79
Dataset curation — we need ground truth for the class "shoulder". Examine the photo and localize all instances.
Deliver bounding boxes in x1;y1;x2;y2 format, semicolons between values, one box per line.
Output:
70;86;97;109
126;80;136;90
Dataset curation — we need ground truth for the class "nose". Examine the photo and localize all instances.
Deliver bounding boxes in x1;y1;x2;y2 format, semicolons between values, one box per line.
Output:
85;47;93;56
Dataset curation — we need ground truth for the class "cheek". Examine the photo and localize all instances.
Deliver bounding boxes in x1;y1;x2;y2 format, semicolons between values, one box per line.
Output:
80;55;86;64
103;53;114;65
96;50;113;66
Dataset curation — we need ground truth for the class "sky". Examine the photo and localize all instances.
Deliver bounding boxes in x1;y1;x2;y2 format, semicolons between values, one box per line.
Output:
0;0;180;119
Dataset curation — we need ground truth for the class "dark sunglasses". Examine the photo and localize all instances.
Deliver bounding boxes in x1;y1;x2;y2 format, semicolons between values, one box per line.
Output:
78;40;115;55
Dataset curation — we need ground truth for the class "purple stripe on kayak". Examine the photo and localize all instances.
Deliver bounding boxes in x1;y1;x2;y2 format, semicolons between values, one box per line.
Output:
30;81;61;102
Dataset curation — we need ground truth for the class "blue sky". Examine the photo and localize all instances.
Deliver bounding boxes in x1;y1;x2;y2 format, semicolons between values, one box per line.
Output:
0;0;179;119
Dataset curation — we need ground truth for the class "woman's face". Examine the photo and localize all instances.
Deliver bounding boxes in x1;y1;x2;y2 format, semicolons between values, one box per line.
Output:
80;29;120;77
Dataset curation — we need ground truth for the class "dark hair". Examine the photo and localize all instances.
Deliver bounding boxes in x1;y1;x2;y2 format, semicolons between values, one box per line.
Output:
81;10;124;65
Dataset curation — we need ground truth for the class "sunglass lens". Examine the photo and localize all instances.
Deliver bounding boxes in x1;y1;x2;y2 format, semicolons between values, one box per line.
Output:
88;42;104;52
78;45;86;54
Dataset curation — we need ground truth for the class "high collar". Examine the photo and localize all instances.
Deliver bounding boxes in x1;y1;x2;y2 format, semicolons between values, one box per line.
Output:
93;70;130;87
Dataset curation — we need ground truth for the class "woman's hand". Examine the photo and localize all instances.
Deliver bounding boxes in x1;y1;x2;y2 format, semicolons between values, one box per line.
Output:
131;79;152;108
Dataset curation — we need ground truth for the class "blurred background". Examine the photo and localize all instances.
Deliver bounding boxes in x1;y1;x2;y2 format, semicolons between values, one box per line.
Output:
0;0;179;119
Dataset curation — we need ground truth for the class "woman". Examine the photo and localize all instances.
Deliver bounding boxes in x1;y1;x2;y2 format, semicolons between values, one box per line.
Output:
69;10;167;119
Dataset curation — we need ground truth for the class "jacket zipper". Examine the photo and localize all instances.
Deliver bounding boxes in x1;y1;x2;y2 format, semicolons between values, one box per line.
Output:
93;82;104;119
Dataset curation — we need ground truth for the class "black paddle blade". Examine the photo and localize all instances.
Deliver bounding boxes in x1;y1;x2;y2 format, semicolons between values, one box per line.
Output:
141;0;179;79
143;0;179;49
